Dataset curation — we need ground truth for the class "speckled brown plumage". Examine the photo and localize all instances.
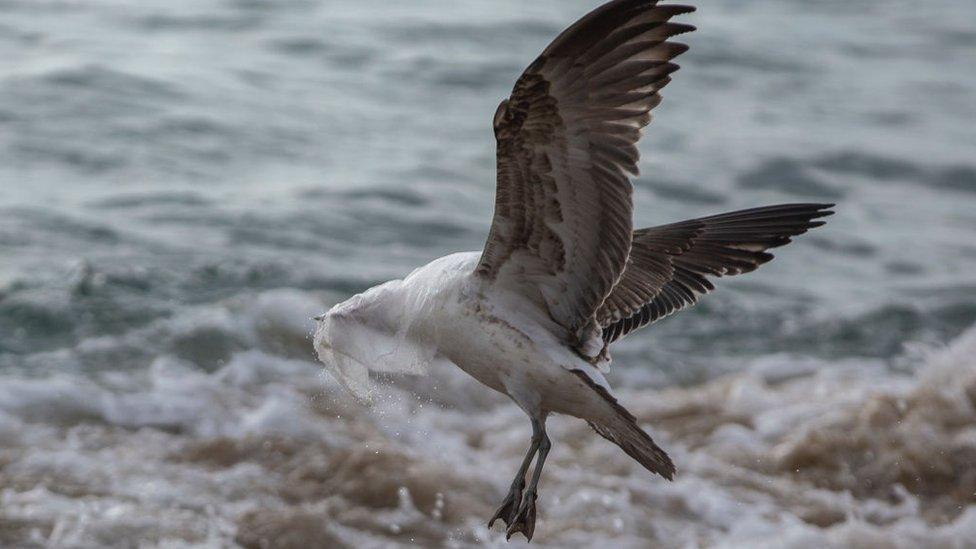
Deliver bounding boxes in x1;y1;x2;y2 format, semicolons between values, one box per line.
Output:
477;0;696;347
600;203;835;344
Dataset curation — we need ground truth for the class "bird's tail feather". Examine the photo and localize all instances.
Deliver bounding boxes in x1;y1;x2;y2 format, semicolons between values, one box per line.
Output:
572;370;675;479
588;416;675;480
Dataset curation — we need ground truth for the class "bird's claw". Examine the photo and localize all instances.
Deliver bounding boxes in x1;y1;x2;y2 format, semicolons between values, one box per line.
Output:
504;491;537;542
488;482;523;529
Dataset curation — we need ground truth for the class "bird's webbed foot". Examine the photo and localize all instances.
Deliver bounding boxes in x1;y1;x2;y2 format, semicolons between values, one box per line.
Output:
504;490;538;541
490;416;548;541
488;477;524;529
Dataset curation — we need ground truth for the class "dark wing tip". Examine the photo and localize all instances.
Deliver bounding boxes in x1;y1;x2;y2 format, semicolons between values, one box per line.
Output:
543;0;698;58
670;42;692;57
662;465;676;481
665;4;697;15
808;203;836;220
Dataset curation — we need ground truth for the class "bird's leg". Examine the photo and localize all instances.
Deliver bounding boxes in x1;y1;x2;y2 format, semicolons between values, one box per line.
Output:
488;421;541;529
506;417;550;542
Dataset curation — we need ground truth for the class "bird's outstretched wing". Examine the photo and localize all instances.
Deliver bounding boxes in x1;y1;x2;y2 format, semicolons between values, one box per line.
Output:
599;203;835;344
476;0;695;347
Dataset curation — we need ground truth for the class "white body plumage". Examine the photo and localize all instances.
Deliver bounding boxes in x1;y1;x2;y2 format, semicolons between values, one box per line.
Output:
314;252;614;422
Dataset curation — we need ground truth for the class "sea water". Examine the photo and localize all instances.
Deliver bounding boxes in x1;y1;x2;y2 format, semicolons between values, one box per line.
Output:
1;0;975;546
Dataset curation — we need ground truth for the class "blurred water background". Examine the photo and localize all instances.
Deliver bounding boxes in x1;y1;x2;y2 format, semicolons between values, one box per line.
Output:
1;0;975;547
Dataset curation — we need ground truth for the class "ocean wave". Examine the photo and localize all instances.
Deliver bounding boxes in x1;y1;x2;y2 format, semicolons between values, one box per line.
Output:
815;152;976;194
1;303;975;547
639;178;728;206
381;20;561;48
134;13;262;32
5;264;973;376
737;158;845;200
2;0;975;545
33;65;184;101
88;192;214;210
266;36;332;56
735;152;976;200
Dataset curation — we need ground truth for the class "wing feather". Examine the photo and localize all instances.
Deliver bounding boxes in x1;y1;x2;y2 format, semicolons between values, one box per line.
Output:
599;203;834;344
477;1;695;346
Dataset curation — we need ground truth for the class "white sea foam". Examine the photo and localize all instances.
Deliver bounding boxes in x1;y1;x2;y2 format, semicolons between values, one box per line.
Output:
1;285;974;547
3;0;976;546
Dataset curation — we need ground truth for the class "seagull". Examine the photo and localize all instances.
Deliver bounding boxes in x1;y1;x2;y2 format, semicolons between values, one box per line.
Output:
315;0;833;541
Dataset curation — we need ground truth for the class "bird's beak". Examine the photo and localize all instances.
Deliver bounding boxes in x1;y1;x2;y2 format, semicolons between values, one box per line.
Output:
313;314;326;322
